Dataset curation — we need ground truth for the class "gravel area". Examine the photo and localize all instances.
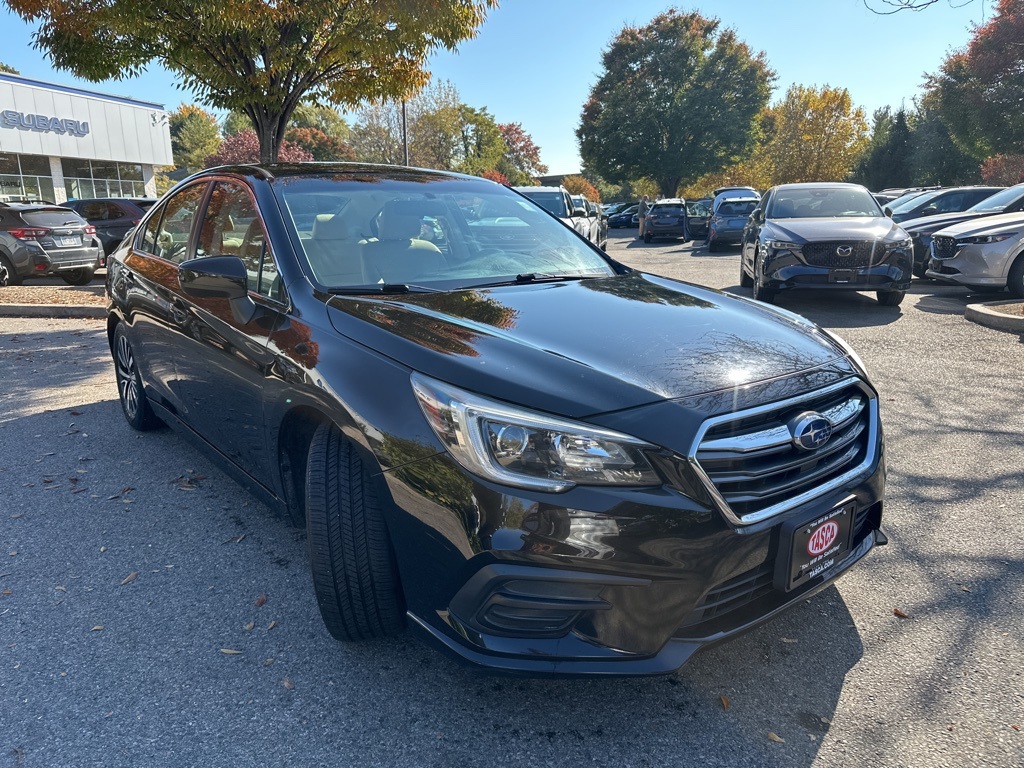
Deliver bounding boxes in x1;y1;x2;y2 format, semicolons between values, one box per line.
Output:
0;277;106;305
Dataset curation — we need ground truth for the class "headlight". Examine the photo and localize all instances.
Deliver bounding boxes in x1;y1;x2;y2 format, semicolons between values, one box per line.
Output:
958;232;1017;245
766;239;801;251
818;328;869;379
411;374;661;492
884;238;912;251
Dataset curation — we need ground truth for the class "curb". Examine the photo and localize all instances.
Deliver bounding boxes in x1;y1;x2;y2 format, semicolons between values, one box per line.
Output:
964;300;1024;334
0;303;105;320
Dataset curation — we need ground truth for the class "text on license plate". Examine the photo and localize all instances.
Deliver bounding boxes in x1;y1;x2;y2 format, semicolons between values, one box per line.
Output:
58;236;80;247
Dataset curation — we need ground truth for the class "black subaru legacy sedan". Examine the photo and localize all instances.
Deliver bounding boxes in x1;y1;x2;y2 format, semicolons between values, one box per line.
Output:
105;164;886;676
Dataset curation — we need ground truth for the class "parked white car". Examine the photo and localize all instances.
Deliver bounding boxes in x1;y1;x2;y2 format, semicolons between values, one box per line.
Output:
512;185;591;240
925;211;1024;296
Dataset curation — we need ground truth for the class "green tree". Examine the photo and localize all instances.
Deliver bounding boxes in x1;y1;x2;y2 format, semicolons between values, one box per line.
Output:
289;103;351;143
222;110;250;137
0;62;20;74
908;97;982;185
577;9;773;197
454;105;504;176
10;0;497;163
169;104;222;173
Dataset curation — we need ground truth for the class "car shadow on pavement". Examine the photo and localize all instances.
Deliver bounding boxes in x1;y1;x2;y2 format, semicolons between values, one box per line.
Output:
721;285;905;329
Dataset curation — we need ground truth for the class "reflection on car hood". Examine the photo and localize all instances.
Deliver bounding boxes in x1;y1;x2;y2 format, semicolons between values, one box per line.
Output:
326;273;846;418
933;210;1024;238
765;217;905;242
900;210;986;234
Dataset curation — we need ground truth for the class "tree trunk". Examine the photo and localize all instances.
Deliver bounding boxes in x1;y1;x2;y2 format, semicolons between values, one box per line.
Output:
659;177;681;198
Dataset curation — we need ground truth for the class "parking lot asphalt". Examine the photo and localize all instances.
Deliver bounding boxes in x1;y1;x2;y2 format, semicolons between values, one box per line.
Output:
1;232;1021;768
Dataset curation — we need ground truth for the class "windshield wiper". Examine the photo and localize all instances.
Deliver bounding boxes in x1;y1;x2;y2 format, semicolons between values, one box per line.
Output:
327;283;443;295
464;273;601;289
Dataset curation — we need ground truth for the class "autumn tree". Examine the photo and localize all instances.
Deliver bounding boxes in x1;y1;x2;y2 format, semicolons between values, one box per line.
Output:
578;9;773;197
928;0;1024;158
205;130;313;167
496;123;547;185
284;128;355;161
764;85;868;184
10;0;497;163
0;62;20;74
981;154;1024;185
561;176;601;202
170;104;222;173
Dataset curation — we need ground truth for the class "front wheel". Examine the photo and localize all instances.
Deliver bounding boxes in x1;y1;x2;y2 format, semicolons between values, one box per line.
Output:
708;238;719;253
876;290;906;306
752;253;776;303
739;256;753;288
0;255;22;286
113;324;162;431
61;267;95;286
306;423;405;642
1007;256;1024;298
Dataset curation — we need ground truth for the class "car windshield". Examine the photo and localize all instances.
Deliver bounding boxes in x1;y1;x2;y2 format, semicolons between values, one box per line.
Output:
889;188;943;214
274;174;615;291
716;200;758;217
885;190;929;209
967;185;1024;213
768;188;881;218
517;190;567;217
650;204;684;215
21;208;86;228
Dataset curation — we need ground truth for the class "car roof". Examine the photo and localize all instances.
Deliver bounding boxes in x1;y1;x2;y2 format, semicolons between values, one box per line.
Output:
192;162;484;185
772;182;868;190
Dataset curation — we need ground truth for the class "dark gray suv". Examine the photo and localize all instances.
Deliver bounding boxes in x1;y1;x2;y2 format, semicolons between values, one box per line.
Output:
0;202;104;285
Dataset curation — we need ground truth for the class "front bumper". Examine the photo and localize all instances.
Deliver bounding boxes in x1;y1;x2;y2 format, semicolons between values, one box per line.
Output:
925;242;1014;287
763;247;912;292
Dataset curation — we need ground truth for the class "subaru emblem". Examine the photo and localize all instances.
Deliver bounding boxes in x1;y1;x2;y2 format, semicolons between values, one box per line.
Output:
788;412;833;451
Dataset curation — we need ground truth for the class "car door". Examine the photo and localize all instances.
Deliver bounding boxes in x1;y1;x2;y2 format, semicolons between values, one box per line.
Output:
115;182;209;415
169;179;287;481
742;190;772;274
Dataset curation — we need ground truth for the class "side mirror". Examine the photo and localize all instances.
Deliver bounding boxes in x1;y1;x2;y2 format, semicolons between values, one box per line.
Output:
573;207;588;218
179;256;257;324
883;206;893;217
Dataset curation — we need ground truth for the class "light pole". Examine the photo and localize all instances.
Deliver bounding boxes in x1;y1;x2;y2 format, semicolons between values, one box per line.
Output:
402;99;409;166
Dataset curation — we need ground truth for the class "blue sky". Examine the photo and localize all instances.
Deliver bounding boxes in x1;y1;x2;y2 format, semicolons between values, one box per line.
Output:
0;0;992;173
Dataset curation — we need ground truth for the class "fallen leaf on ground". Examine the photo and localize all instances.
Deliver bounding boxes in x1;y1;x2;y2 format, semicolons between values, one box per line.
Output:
821;716;832;724
54;586;66;592
99;546;107;553
11;514;22;519
960;585;971;593
2;590;12;595
244;622;255;632
1011;724;1020;731
781;637;798;643
767;732;785;743
893;608;909;619
42;478;54;484
223;534;246;544
9;552;18;556
69;410;83;416
255;594;267;608
91;625;103;631
119;571;138;586
219;648;242;655
282;677;295;690
720;695;729;711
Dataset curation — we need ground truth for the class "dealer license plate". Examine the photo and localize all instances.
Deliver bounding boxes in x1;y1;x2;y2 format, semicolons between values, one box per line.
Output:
775;501;855;592
829;269;857;283
58;235;80;247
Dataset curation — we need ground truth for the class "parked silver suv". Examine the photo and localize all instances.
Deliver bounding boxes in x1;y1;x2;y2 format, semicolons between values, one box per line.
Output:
926;212;1024;296
0;202;104;285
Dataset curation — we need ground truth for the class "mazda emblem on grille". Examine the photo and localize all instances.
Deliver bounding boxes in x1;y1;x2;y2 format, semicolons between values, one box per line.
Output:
836;245;853;257
789;412;833;451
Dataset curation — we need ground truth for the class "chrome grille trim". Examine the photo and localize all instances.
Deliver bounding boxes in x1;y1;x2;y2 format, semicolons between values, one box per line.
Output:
686;379;879;526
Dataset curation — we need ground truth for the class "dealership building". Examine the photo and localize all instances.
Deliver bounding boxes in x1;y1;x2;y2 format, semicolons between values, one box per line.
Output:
0;72;173;204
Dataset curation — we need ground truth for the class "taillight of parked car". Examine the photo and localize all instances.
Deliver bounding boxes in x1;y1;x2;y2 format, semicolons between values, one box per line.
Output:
84;225;97;235
9;227;50;240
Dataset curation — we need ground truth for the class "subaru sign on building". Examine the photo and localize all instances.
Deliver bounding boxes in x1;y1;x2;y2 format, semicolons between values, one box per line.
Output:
0;72;173;203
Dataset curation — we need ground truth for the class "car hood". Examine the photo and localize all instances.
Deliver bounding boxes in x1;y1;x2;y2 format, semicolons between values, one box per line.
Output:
900;210;987;234
765;217;906;242
933;210;1024;238
326;273;847;418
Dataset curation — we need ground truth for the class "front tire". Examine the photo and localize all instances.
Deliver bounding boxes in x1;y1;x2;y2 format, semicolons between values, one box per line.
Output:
876;290;906;306
739;256;753;288
61;267;95;286
708;238;719;253
0;255;22;286
113;324;162;431
306;423;405;642
1007;255;1024;298
752;252;776;303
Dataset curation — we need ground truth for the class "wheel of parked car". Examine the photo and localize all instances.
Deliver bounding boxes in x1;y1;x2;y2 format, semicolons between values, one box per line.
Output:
876;290;906;306
0;255;21;286
1007;256;1024;299
708;238;719;253
113;324;163;431
753;253;775;303
739;257;753;288
643;232;652;244
60;267;95;286
305;422;406;642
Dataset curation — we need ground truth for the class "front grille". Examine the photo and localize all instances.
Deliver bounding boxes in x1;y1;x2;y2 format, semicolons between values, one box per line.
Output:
800;241;882;268
691;380;877;524
931;235;960;260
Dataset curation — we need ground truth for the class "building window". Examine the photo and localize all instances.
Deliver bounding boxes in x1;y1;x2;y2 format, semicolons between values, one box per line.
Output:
0;152;55;202
61;157;147;199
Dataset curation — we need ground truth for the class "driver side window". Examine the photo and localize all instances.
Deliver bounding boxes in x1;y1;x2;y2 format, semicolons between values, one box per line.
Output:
154;183;207;264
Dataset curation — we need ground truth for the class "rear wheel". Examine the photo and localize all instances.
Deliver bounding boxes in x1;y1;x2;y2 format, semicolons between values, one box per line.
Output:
0;255;22;286
876;290;906;306
643;232;652;243
113;324;162;431
708;238;719;252
306;423;405;642
60;267;95;286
